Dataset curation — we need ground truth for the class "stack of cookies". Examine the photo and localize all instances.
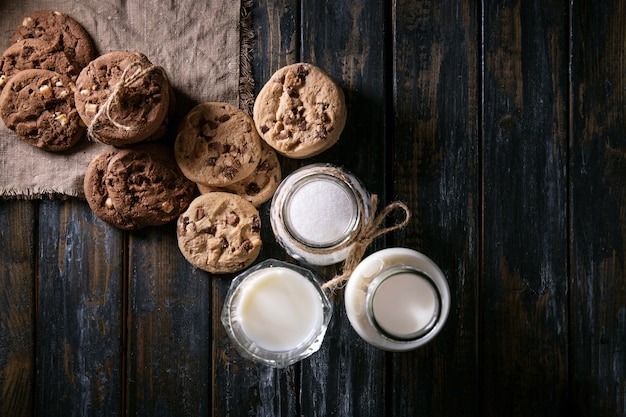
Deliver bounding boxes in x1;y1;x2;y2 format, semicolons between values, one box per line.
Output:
75;51;172;146
1;11;350;277
173;63;348;275
0;10;96;152
0;10;189;233
174;102;279;274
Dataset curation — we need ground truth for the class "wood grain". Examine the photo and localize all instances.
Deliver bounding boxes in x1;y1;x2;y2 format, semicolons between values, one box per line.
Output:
0;200;35;417
36;200;123;416
481;0;569;415
1;0;626;415
571;0;626;414
126;224;211;416
392;0;480;415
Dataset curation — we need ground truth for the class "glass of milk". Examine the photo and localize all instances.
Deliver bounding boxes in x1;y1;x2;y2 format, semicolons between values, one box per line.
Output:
270;163;372;266
221;259;332;367
344;248;450;351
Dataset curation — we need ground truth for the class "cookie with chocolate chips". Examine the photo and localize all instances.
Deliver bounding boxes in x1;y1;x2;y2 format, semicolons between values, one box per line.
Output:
176;192;262;274
74;51;171;146
11;10;95;70
84;145;196;230
197;142;281;207
0;69;84;152
253;63;347;159
0;38;79;90
174;102;263;187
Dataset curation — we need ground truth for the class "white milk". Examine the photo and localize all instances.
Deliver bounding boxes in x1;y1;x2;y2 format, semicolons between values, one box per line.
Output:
370;271;439;339
236;266;324;351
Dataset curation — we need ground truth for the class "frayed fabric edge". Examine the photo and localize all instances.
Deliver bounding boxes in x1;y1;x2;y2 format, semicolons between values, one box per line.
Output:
239;0;255;115
0;187;84;201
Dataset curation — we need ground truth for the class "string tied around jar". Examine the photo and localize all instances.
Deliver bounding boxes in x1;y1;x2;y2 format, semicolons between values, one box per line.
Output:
322;194;411;294
86;61;167;143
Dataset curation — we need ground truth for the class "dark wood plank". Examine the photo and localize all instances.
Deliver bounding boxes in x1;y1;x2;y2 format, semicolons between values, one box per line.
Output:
298;0;389;416
126;224;211;417
391;0;480;415
211;1;300;415
37;200;123;416
571;1;626;415
0;200;35;417
481;0;569;415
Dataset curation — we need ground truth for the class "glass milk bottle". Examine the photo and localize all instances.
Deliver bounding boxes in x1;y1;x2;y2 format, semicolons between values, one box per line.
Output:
221;259;332;367
344;248;450;351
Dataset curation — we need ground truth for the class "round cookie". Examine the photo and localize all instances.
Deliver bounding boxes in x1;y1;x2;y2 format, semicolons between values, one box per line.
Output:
176;192;262;274
84;145;196;230
175;102;262;187
197;143;282;207
0;38;79;89
253;63;347;159
75;51;171;146
11;9;95;69
0;69;84;152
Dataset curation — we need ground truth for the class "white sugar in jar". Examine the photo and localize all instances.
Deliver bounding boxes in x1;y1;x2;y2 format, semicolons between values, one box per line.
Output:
221;259;332;367
344;248;450;351
270;164;371;266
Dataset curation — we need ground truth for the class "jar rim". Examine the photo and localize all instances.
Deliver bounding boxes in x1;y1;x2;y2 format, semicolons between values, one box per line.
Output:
270;163;372;266
365;266;442;342
281;171;361;249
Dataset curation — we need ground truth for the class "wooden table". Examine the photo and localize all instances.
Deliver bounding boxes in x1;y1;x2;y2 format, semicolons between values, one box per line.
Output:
1;0;625;415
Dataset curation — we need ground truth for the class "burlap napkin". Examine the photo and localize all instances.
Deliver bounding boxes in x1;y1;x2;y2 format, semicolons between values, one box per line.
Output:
0;0;253;199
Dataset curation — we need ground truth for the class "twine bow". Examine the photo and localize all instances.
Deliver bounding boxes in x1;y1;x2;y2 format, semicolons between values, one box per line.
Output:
322;194;411;293
87;61;166;142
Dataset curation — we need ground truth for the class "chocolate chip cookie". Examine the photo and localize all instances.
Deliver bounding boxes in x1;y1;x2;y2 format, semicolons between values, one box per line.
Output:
197;143;281;207
11;10;95;70
84;145;196;230
75;51;171;146
174;102;263;187
0;38;79;90
253;63;347;159
0;69;84;152
176;192;262;274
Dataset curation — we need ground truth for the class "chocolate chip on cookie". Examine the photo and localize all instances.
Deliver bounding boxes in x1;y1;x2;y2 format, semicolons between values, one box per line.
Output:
253;63;347;159
176;192;262;274
0;38;79;90
0;69;84;152
84;145;196;230
197;142;282;207
75;51;171;146
174;102;263;187
11;10;95;70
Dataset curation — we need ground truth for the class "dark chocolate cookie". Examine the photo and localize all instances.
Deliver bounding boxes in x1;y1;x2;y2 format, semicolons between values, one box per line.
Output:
0;69;84;152
0;38;79;89
75;51;171;146
84;145;196;231
11;10;95;70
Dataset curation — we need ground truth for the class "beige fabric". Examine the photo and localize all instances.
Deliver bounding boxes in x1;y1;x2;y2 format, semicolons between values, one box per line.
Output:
0;0;249;199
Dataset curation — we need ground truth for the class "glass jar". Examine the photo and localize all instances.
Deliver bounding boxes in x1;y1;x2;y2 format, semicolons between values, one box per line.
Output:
221;259;332;367
344;248;450;351
270;163;371;266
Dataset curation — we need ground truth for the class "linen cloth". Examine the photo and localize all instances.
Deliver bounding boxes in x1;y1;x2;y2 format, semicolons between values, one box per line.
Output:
0;0;250;199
